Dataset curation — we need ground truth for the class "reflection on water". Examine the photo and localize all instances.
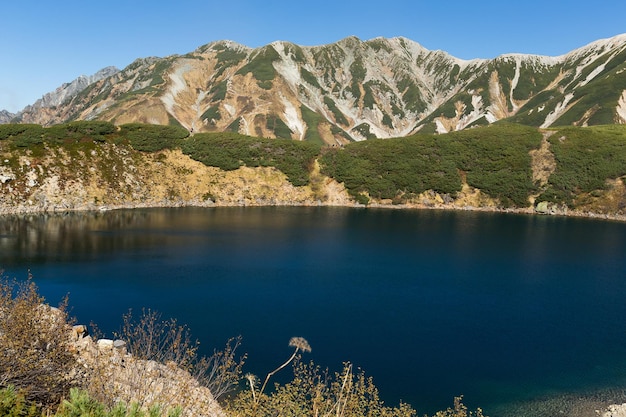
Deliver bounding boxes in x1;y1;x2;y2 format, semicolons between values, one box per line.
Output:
0;210;157;265
1;207;626;416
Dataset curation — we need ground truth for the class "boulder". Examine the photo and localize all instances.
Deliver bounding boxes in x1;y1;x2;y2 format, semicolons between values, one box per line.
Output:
535;201;550;214
72;324;88;339
113;339;127;349
96;339;114;350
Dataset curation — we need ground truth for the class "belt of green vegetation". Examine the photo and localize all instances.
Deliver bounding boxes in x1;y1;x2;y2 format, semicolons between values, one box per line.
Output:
179;132;321;187
2;121;625;209
320;123;542;207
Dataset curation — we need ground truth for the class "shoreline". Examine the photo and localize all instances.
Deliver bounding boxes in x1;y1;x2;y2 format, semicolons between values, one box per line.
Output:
488;386;626;417
1;199;625;223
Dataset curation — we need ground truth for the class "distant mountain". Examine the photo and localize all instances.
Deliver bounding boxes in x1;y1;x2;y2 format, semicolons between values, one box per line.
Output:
0;110;14;124
8;66;119;125
7;34;626;142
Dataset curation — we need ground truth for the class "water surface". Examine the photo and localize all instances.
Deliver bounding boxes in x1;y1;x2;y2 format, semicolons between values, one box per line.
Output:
1;207;625;415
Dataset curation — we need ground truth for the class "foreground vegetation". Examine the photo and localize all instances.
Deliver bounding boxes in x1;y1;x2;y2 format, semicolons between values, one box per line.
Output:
0;275;486;417
1;120;625;213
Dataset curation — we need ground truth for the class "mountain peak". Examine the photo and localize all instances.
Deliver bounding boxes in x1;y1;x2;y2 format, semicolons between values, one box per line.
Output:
195;39;251;54
7;35;626;138
13;66;119;120
0;109;15;123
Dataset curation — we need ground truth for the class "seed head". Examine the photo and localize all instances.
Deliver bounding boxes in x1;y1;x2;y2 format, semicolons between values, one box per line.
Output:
245;373;257;385
289;336;311;353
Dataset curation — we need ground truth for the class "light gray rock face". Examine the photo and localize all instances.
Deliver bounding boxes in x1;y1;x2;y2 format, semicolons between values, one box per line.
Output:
10;34;626;136
24;66;119;111
0;109;15;124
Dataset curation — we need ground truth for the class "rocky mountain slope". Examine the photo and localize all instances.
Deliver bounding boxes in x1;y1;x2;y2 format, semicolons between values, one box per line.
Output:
0;139;351;215
6;34;626;142
0;110;14;124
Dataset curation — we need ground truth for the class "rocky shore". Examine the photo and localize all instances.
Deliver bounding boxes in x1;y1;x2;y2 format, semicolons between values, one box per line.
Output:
491;391;626;417
69;324;225;417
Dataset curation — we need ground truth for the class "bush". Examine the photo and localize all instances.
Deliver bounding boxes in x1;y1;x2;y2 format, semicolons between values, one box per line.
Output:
62;121;117;136
0;386;40;417
0;124;44;141
55;389;182;417
56;388;106;417
86;308;245;412
320;124;541;207
539;125;626;206
320;134;462;202
228;359;416;417
119;124;189;152
120;310;245;401
4;121;117;147
0;277;77;408
4;125;45;147
181;133;321;186
235;46;280;83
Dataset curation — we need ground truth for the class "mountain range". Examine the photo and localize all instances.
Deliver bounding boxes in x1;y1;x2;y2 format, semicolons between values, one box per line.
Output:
4;34;626;143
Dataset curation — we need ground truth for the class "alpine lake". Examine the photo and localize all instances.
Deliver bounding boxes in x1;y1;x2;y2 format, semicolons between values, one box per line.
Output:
1;206;626;416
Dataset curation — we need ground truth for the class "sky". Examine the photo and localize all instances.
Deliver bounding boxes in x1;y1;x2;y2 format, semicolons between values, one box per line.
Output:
1;0;626;113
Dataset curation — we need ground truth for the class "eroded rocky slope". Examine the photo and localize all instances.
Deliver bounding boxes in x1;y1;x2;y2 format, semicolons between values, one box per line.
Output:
7;34;626;142
0;142;353;214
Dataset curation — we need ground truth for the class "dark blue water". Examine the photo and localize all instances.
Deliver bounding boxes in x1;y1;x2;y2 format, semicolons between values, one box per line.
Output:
1;207;626;415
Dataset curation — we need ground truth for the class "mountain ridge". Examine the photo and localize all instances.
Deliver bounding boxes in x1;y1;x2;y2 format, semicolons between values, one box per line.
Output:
4;33;626;141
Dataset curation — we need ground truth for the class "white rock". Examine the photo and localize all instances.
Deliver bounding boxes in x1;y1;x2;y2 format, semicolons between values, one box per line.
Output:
604;404;626;417
97;339;114;349
113;339;127;349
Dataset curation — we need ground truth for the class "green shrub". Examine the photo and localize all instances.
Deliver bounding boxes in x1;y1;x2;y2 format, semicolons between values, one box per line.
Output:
300;105;325;145
320;123;541;207
181;133;321;186
0;386;40;417
447;123;541;207
215;49;247;78
539;125;626;206
0;124;44;141
320;134;462;201
398;76;427;114
6;126;45;147
55;389;182;417
201;106;221;122
236;45;280;87
209;81;228;101
265;116;293;139
352;123;377;139
300;67;322;89
3;121;188;152
350;58;367;82
56;389;106;417
63;121;117;136
227;118;242;133
324;96;349;126
5;121;117;147
119;123;189;152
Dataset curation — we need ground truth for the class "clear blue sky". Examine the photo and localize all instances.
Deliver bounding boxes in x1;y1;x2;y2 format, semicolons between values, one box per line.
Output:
2;0;625;113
